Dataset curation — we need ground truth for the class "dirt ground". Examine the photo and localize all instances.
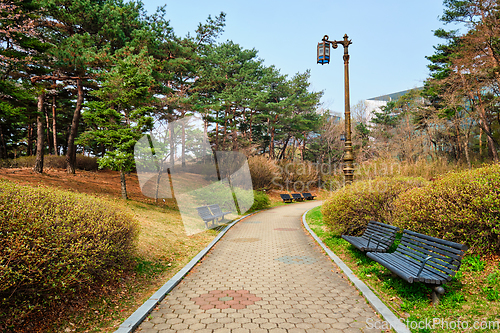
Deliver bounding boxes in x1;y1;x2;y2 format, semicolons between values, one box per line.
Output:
0;167;155;203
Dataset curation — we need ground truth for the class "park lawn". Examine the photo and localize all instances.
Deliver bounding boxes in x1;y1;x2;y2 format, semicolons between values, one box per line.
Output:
306;206;500;333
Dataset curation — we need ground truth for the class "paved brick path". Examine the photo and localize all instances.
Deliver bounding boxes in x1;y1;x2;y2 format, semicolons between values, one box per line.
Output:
136;201;383;332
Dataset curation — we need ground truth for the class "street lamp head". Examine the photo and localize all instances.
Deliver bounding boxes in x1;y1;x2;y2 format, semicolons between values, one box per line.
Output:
340;132;346;141
317;40;330;65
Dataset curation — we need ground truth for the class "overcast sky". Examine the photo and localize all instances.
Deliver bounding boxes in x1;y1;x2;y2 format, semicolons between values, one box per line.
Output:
142;0;455;114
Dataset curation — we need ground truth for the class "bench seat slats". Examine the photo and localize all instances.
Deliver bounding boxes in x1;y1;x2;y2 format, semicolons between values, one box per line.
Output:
342;221;399;253
398;242;461;272
367;252;448;284
396;247;459;277
392;253;452;281
367;229;468;285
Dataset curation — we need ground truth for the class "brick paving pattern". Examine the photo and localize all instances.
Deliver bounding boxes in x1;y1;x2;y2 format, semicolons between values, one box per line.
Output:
136;201;383;332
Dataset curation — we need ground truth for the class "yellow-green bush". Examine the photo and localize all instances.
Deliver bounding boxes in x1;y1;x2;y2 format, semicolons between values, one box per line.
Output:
392;164;500;254
0;180;138;323
321;176;428;236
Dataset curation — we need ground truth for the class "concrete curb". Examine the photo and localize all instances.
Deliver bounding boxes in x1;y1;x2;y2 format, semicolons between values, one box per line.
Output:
302;208;411;333
114;212;256;333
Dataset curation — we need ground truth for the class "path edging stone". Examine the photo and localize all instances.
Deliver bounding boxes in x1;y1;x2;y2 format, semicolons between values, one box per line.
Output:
302;208;411;333
114;212;256;333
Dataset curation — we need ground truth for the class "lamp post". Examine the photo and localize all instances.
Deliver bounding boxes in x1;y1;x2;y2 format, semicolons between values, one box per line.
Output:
317;34;354;185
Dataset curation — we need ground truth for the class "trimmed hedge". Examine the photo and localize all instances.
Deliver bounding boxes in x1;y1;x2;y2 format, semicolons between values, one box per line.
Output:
321;176;428;236
392;164;500;254
0;180;138;324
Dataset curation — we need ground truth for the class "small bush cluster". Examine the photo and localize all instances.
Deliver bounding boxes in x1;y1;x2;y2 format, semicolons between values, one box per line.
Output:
247;156;320;191
0;180;138;325
321;176;428;236
392;164;500;254
247;155;279;190
248;190;271;211
275;160;319;190
0;154;99;170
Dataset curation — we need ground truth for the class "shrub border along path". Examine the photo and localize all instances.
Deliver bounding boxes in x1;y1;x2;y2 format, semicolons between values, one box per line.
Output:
114;212;256;333
302;207;411;333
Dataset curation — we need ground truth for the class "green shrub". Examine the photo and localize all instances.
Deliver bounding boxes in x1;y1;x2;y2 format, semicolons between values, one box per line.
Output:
248;190;270;211
392;164;500;254
0;180;138;323
321;176;428;236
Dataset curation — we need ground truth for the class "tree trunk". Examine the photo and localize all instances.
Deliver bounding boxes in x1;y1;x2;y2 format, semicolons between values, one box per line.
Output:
0;125;6;159
66;79;84;174
45;104;52;155
169;121;175;169
33;92;45;173
52;95;58;156
181;111;186;168
27;122;33;156
120;169;128;200
476;94;499;162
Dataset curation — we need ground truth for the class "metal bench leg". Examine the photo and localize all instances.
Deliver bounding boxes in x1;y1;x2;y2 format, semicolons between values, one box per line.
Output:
431;286;445;306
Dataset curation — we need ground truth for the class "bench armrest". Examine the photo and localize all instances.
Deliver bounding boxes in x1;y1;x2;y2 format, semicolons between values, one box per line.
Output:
366;233;374;248
374;235;390;250
417;256;433;277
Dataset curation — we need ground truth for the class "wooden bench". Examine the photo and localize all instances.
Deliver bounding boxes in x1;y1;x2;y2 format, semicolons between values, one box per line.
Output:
342;221;398;253
291;193;305;202
280;194;293;203
367;229;468;304
301;192;316;200
208;204;231;222
196;206;219;228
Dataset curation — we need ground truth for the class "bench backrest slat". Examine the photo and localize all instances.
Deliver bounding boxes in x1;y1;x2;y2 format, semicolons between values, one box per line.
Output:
399;238;462;267
393;229;468;278
404;233;466;257
208;204;222;215
396;246;460;275
402;235;465;260
359;222;398;244
291;193;303;199
371;221;399;231
405;230;468;251
196;206;214;220
280;194;292;199
393;253;452;281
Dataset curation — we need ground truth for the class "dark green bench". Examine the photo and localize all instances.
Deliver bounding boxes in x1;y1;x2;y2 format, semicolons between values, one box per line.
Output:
208;204;231;222
291;193;305;202
342;221;398;253
301;192;316;200
280;194;293;203
367;229;468;304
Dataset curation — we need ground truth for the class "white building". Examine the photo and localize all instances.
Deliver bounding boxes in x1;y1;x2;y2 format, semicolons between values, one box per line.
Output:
364;87;423;122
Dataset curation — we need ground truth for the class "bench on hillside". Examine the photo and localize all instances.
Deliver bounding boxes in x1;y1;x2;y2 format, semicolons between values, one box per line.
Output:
280;194;293;203
366;229;468;304
342;221;398;253
301;192;316;200
196;204;230;228
208;204;231;222
291;193;305;202
196;206;218;228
